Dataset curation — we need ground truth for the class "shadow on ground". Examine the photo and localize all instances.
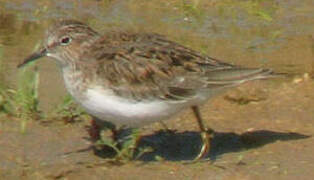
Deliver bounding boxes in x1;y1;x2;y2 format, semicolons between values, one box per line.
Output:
91;129;310;162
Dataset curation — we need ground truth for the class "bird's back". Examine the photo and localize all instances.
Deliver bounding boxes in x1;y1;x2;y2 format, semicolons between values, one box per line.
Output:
78;31;276;103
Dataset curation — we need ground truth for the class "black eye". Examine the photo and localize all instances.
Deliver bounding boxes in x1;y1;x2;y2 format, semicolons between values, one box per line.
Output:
60;36;71;45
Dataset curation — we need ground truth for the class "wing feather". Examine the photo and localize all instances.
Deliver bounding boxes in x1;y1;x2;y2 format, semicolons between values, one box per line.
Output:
84;32;274;101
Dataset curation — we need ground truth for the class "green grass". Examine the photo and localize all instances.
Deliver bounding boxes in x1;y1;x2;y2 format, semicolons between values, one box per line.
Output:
0;44;41;132
96;128;153;162
217;0;278;22
16;66;41;118
2;65;41;133
181;0;204;19
51;95;88;124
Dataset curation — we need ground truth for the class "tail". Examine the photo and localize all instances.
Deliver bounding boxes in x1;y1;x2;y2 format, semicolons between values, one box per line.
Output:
227;68;284;81
204;68;285;88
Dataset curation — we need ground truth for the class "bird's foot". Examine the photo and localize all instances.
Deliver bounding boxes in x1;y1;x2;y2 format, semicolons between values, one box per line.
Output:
193;128;214;161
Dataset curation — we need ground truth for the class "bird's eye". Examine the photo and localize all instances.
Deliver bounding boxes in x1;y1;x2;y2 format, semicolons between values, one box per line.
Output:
60;36;71;45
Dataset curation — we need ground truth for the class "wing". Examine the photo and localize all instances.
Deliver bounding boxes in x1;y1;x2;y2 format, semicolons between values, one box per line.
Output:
84;32;273;101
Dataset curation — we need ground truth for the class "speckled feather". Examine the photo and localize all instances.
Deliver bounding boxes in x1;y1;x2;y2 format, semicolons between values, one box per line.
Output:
46;20;274;103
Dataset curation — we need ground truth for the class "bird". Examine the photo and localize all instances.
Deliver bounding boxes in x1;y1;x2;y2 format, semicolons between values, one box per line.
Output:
18;19;278;160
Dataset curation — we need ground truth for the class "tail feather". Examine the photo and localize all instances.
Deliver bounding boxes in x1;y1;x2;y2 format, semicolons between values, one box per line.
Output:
204;68;284;88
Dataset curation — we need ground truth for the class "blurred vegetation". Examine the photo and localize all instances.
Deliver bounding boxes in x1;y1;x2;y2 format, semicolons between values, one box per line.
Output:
96;128;153;162
50;94;89;124
216;0;278;22
0;44;42;132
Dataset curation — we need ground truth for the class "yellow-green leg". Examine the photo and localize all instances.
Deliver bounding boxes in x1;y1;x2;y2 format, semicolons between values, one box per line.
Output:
191;106;213;160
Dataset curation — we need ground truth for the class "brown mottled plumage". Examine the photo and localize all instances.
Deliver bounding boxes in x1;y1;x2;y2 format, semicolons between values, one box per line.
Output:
18;20;278;160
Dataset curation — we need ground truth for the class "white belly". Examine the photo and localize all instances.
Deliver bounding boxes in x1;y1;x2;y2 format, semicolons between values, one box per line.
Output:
79;87;186;127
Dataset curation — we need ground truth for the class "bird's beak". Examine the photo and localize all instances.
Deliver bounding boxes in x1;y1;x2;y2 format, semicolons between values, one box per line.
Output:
17;47;47;68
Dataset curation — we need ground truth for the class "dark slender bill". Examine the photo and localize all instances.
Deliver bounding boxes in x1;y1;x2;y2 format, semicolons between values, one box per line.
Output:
17;48;47;68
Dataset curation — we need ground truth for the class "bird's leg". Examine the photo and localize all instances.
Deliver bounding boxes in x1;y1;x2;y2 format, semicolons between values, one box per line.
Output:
191;105;214;160
89;118;117;141
89;118;101;142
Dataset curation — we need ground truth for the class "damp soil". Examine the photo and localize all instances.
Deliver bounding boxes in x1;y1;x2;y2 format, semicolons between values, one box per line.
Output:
1;78;314;180
1;0;314;179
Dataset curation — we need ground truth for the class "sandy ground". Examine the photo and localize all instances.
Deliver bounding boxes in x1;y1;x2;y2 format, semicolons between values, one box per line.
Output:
1;1;313;179
1;76;313;180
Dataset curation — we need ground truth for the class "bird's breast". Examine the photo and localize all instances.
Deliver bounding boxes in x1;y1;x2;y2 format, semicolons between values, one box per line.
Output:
78;87;186;127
